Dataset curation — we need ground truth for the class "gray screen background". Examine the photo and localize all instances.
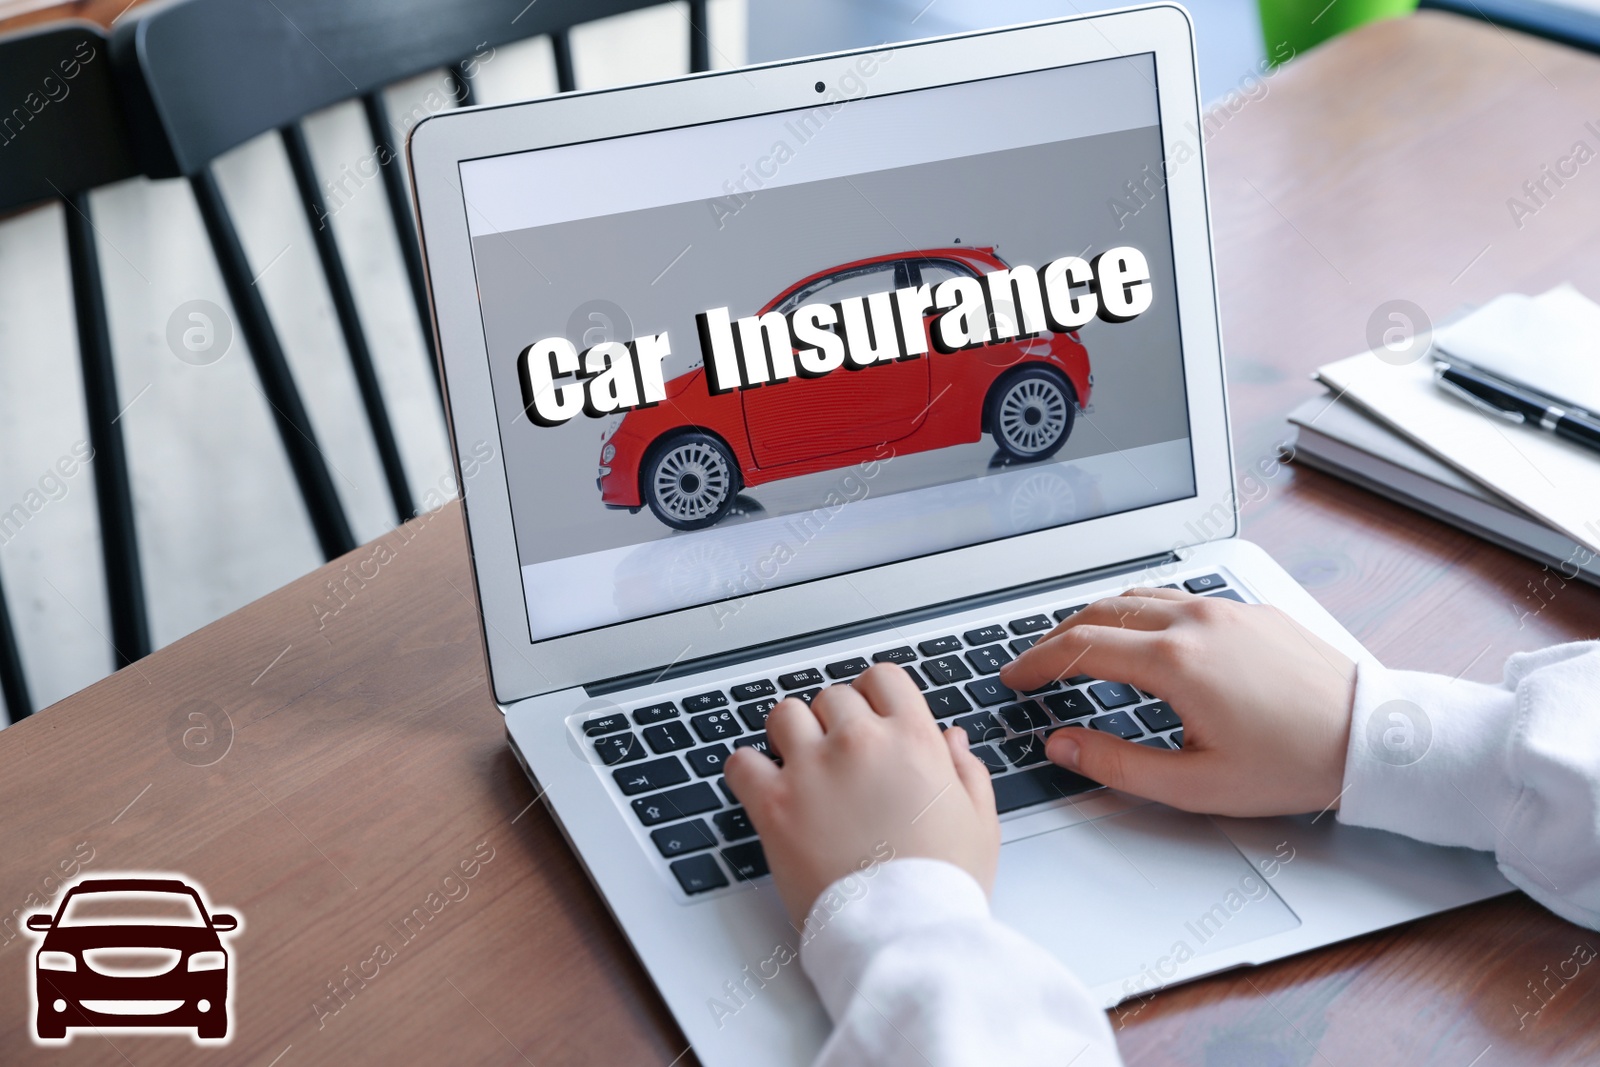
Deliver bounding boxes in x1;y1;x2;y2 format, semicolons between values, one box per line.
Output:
469;125;1190;568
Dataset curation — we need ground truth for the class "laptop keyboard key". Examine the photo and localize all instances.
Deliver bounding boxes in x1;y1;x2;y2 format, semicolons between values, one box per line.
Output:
826;657;870;679
737;698;777;731
963;625;1007;645
594;734;644;765
691;710;742;742
718;778;740;804
714;808;757;842
687;744;731;777
900;664;928;691
1171;728;1184;749
643;720;695;753
1184;574;1227;593
651;819;716;858
952;712;1005;744
999;734;1049;767
1009;635;1040;656
966;677;1016;707
992;765;1099;813
779;669;823;690
1044;690;1094;721
1088;681;1140;710
1052;604;1087;622
613;756;689;795
733;733;778;763
1208;589;1247;603
918;636;962;656
583;713;630;736
722;842;769;882
1137;736;1171;750
633;782;720;826
730;679;776;702
670;853;728;894
969;745;1006;775
1008;615;1054;635
1090;712;1144;739
682;690;728;713
873;646;917;665
1135;701;1182;732
925;687;973;718
793;688;822;705
998;700;1050;733
923;656;973;685
632;701;678;726
965;644;1012;675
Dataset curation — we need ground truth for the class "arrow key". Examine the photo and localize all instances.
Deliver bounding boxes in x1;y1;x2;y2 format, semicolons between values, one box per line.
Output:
650;818;716;858
612;755;689;796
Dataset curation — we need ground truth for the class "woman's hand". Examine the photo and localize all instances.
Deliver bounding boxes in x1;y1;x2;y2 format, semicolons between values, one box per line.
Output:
999;587;1357;817
724;663;1000;924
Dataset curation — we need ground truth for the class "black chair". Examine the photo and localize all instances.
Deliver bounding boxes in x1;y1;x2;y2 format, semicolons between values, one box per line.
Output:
109;0;716;536
0;22;155;721
1418;0;1600;53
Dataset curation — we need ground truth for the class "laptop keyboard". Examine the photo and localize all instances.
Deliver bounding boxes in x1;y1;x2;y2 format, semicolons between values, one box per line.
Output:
577;573;1243;899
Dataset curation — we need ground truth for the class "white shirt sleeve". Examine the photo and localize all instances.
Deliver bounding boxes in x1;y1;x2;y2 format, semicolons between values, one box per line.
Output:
1339;639;1600;931
800;857;1122;1067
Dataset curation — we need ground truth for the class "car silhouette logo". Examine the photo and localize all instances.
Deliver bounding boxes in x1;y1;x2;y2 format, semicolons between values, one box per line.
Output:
26;873;241;1044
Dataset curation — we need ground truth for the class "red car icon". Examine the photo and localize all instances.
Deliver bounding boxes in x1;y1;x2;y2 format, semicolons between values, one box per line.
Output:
29;878;238;1041
598;247;1093;530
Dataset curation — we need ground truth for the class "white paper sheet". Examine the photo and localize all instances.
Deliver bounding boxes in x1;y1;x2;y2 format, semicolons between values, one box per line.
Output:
1317;352;1600;556
1432;284;1600;415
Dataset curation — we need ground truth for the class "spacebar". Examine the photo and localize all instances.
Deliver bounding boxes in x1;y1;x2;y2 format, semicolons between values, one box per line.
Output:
992;765;1100;813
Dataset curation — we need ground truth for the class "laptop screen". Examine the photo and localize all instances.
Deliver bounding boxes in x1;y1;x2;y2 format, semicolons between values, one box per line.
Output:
459;53;1194;642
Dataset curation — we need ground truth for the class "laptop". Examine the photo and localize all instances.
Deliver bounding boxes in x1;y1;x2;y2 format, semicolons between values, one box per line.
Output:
407;6;1509;1062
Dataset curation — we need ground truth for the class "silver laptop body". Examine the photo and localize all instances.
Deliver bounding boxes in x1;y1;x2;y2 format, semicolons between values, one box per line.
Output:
408;8;1509;1064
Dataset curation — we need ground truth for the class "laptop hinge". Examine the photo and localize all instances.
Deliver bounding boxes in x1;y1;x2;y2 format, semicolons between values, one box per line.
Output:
585;550;1179;697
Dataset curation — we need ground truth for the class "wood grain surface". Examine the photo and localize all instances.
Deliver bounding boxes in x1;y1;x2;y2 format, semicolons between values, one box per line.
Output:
0;0;134;35
1;10;1598;1066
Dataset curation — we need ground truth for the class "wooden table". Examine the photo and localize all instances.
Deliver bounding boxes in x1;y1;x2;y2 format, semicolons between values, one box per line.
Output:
0;0;135;34
2;10;1598;1065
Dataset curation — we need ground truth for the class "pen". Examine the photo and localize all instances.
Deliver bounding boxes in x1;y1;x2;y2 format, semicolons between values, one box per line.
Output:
1433;362;1600;457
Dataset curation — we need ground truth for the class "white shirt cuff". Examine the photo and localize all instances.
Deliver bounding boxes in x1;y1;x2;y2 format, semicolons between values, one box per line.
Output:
799;857;990;1023
1337;657;1518;851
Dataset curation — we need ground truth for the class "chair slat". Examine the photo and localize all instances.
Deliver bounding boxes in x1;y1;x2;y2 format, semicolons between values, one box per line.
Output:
188;167;358;561
63;191;152;668
281;123;417;524
362;91;445;404
0;568;32;722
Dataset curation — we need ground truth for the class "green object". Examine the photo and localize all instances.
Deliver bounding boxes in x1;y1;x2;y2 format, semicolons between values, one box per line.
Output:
1258;0;1418;63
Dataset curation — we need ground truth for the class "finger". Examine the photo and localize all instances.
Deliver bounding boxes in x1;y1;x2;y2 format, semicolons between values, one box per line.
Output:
809;683;873;733
1119;586;1193;601
723;745;782;816
1046;727;1222;811
945;727;997;821
765;696;823;760
1005;597;1182;689
1044;591;1183;641
1000;623;1161;692
850;662;925;720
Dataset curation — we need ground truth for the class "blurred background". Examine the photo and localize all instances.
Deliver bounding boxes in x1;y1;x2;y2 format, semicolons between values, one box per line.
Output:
1;0;1592;725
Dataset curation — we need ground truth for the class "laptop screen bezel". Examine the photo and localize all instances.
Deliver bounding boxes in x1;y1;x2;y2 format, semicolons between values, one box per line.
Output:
408;3;1235;705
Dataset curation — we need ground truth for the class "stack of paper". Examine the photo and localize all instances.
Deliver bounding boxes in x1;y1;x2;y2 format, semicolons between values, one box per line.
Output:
1286;286;1600;586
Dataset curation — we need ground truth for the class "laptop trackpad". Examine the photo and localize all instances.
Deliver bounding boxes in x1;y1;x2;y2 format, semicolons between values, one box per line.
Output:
991;804;1301;990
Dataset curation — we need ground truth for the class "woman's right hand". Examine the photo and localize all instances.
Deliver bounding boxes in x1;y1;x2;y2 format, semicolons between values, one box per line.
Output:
998;587;1358;817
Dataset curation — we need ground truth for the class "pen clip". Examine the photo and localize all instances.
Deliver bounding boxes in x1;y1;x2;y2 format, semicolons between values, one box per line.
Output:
1433;363;1526;424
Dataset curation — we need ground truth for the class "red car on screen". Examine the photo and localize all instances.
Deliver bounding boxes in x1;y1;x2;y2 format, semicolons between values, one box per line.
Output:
598;247;1093;530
